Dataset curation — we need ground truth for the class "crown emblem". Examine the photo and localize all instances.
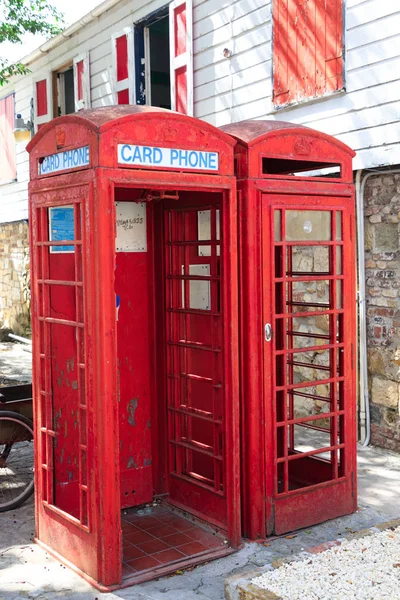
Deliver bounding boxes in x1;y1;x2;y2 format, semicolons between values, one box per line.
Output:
164;127;178;142
294;137;312;156
55;127;66;148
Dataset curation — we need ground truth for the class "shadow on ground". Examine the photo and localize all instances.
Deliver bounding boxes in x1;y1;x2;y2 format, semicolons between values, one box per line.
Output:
0;444;399;600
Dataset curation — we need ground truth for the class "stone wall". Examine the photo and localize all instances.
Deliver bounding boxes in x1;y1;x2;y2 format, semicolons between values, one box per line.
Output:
0;220;30;337
364;171;400;452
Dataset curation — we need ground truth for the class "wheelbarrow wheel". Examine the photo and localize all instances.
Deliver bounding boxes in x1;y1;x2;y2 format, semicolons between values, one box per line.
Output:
0;411;34;512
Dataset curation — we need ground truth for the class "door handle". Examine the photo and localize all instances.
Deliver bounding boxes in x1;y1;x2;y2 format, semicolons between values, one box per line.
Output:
264;323;272;342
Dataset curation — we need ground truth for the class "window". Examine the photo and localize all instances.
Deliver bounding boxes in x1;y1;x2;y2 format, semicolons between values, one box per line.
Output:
73;53;90;111
135;9;171;109
54;64;75;117
34;56;90;131
0;93;17;183
111;0;193;115
273;0;344;108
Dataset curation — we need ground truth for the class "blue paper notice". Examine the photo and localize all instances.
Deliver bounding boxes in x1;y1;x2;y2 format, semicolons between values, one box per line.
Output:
49;206;75;253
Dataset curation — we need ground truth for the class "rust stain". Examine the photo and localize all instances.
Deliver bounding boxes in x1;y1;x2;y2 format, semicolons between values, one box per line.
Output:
127;398;138;426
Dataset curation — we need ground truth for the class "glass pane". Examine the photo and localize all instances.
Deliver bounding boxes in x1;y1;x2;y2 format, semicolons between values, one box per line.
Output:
289;386;332;421
274;210;282;241
181;264;211;310
336;246;342;274
289;349;331;384
336;212;342;241
287;280;331;312
288;246;330;275
290;314;331;346
198;209;220;256
336;280;343;308
285;210;331;242
292;421;333;456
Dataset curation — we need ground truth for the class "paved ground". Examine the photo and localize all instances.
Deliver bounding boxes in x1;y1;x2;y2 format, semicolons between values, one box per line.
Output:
1;342;399;600
0;342;32;383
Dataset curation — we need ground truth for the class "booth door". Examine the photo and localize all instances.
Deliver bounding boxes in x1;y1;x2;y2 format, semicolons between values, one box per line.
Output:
262;194;356;535
31;196;120;586
163;202;231;530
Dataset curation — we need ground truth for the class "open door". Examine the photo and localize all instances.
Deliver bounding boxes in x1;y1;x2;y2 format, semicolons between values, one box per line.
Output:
161;192;240;539
262;194;356;535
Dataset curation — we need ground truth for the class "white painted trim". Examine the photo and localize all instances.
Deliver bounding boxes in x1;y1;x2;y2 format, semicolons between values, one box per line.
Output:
33;72;53;131
144;26;152;105
73;51;91;111
169;0;193;116
186;0;193;117
58;73;66;115
111;26;135;104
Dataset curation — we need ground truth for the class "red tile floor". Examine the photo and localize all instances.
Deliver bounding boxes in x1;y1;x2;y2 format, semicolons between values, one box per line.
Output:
121;503;232;583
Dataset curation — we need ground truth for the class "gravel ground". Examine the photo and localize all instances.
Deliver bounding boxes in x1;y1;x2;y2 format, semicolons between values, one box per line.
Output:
252;526;400;600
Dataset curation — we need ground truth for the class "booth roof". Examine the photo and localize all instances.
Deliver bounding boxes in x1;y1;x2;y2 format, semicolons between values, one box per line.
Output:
220;119;355;156
69;105;170;128
26;105;237;153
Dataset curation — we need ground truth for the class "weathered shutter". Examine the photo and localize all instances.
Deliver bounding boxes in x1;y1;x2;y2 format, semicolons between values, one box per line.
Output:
272;0;290;106
273;0;343;107
323;0;344;94
73;52;90;111
169;0;193;116
33;74;52;130
111;27;135;104
0;94;16;182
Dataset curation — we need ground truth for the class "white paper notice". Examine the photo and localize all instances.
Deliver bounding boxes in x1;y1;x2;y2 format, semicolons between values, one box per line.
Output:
115;202;147;252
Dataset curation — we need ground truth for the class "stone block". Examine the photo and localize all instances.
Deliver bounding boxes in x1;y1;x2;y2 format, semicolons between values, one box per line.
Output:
368;349;386;377
364;221;374;251
371;377;399;409
374;223;398;251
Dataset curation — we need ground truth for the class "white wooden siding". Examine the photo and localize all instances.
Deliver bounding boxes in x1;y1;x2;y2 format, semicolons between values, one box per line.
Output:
1;0;400;223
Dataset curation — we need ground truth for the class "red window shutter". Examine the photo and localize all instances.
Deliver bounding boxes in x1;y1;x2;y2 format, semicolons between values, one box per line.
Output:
77;61;84;100
73;53;91;111
272;0;290;106
116;35;129;82
0;94;16;182
273;0;343;107
112;28;134;105
324;0;343;93
34;75;52;129
117;89;129;104
36;80;47;117
169;0;193;116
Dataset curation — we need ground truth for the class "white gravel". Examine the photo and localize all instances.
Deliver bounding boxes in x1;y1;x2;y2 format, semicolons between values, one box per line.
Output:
252;526;400;600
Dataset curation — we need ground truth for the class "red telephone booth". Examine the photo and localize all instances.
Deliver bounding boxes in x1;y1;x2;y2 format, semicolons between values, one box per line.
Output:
27;107;241;590
221;121;357;539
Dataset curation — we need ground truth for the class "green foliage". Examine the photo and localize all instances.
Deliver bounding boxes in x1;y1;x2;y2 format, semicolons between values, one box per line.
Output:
0;0;64;85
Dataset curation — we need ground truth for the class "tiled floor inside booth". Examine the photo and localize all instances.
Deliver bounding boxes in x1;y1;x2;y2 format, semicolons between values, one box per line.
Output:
121;503;231;582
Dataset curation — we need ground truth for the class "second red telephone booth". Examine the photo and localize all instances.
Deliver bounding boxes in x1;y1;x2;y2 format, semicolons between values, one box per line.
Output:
221;120;358;540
